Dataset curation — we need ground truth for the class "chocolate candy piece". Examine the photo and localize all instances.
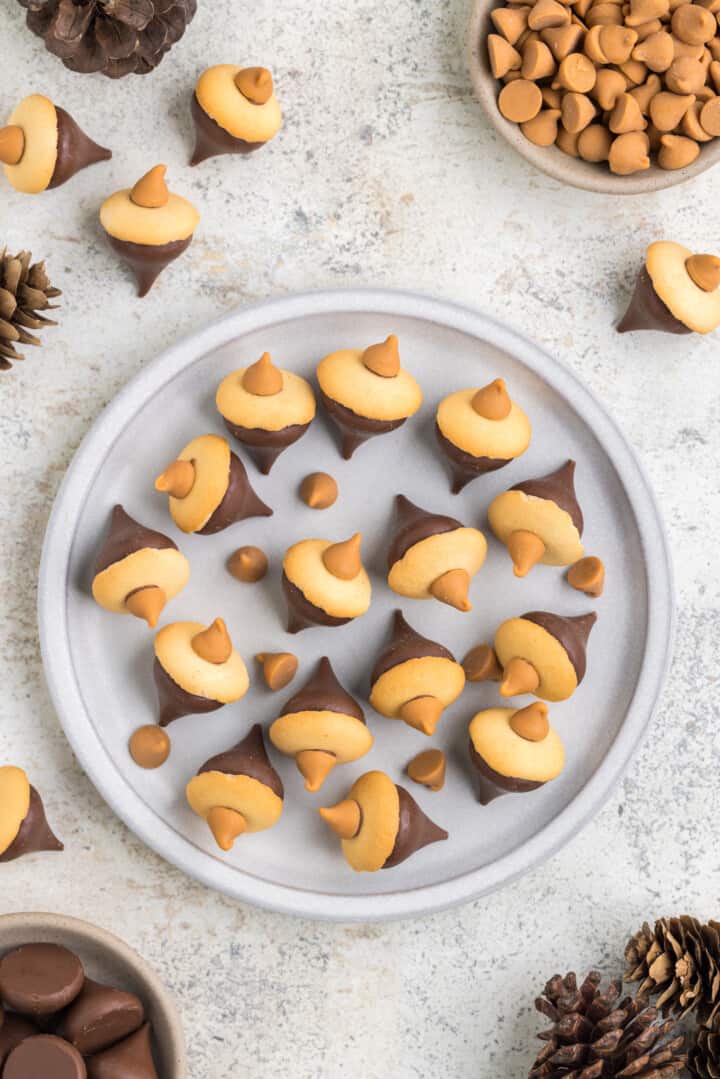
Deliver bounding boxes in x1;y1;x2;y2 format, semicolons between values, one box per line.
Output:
87;1022;158;1079
0;1013;37;1064
0;943;84;1017
0;773;64;863
62;978;144;1055
4;1034;86;1079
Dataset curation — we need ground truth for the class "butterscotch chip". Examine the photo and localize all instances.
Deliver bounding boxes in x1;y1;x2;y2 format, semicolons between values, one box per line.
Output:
634;18;664;40
592;67;628;107
608;129;651;171
672;4;716;44
255;651;299;690
491;5;531;43
633;30;675;70
528;0;571;29
686;253;720;291
509;702;550;742
522;38;557;77
462;643;502;682
599;24;639;61
521;107;563;143
577;122;613;158
682;100;715;139
567;555;605;596
609;91;649;131
665;56;707;92
503;70;524;82
561;91;597;131
658;131;700;166
556;52;598;91
542;85;563;107
629;72;662;112
672;35;705;60
129;725;171;769
300;471;339;509
540;24;584;59
618;58;649;83
646;119;663;149
406;749;446;792
498;78;543;121
574;0;593;19
489;33;523;77
584;25;610;63
625;0;669;25
700;95;720;133
709;60;720;88
556;125;580;153
587;2;624;25
228;545;269;582
649;89;696;129
709;39;720;62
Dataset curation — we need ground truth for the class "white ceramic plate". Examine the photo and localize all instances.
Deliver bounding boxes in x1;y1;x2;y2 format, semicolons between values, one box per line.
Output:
38;289;674;922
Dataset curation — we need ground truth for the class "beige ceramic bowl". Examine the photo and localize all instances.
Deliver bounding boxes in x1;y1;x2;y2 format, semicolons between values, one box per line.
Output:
0;912;186;1077
467;0;720;194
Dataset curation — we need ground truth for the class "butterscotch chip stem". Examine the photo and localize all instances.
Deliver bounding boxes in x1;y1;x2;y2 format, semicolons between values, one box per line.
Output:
686;254;720;292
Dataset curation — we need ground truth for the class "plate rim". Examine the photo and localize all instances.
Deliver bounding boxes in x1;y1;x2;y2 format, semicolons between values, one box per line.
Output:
38;287;675;922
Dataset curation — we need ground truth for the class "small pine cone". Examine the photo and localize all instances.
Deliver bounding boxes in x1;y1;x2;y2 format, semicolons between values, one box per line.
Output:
0;249;61;371
625;918;720;1021
530;970;687;1078
690;1017;720;1079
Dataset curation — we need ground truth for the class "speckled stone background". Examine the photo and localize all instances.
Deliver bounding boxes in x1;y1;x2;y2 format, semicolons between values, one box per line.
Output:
1;1;718;1076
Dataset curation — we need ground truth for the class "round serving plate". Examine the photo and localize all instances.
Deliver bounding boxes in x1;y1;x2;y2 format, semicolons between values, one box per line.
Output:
38;289;674;922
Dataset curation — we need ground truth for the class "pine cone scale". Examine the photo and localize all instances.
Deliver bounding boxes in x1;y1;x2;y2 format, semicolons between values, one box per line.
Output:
0;249;60;370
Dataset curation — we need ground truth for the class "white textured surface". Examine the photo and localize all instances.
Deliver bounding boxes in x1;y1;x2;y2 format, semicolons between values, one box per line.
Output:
0;1;717;1076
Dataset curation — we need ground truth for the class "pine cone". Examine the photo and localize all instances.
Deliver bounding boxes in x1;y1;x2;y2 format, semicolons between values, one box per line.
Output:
625;918;720;1021
17;0;197;78
529;970;688;1078
689;1017;720;1079
0;249;61;371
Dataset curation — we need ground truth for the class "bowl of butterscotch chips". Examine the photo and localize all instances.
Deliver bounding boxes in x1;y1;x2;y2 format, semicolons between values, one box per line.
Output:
468;0;720;192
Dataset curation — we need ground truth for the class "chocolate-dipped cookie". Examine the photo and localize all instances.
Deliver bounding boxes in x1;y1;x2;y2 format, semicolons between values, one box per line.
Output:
369;610;465;736
487;460;584;577
154;618;249;726
99;165;199;298
92;505;190;628
0;766;63;862
1;94;111;194
269;657;372;791
618;242;720;335
319;770;447;872
191;65;282;166
387;495;487;612
494;610;597;701
282;533;372;633
62;979;144;1056
4;1035;86;1079
216;352;316;474
435;378;531;493
468;703;565;805
186;724;284;851
317;334;422;459
86;1022;158;1079
155;433;272;534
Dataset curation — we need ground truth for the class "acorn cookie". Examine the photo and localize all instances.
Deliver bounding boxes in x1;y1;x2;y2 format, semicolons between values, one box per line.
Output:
154;618;249;726
282;533;372;633
92;505;190;628
387;495;487;612
435;378;531;493
468;703;565;805
1;93;111;194
186;724;283;851
155;433;272;534
487;460;584;577
99;165;199;297
369;610;465;736
618;242;720;335
270;657;372;791
494;610;597;701
319;770;447;872
216;352;316;474
317;335;422;459
0;766;63;862
191;65;282;166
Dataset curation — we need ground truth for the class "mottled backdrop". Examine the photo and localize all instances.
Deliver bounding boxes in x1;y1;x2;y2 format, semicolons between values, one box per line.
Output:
1;1;717;1076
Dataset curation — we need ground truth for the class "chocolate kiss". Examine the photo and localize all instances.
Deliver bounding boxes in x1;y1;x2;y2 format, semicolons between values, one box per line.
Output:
86;1022;158;1079
62;979;144;1056
388;494;461;568
190;94;265;167
0;787;63;863
383;785;448;867
0;1014;38;1065
49;107;112;190
281;656;365;721
198;723;284;799
320;392;405;460
197;452;272;534
512;459;583;534
282;575;352;634
370;610;454;688
154;659;223;727
106;235;193;300
524;610;597;684
469;743;543;805
617;266;691;335
94;504;177;576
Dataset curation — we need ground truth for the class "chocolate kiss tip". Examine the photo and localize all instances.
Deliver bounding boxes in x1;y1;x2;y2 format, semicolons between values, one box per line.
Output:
319;799;361;839
125;585;166;628
296;749;336;792
569;611;598;643
399;696;444;736
207;806;246;851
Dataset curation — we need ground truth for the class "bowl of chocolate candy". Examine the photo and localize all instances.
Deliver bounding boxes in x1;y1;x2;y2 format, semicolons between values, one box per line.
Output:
0;912;186;1078
468;0;720;193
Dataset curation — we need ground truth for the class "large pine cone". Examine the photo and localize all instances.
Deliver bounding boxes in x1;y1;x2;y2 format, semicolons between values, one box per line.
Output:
17;0;197;78
625;918;720;1022
529;970;687;1078
0;249;61;371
